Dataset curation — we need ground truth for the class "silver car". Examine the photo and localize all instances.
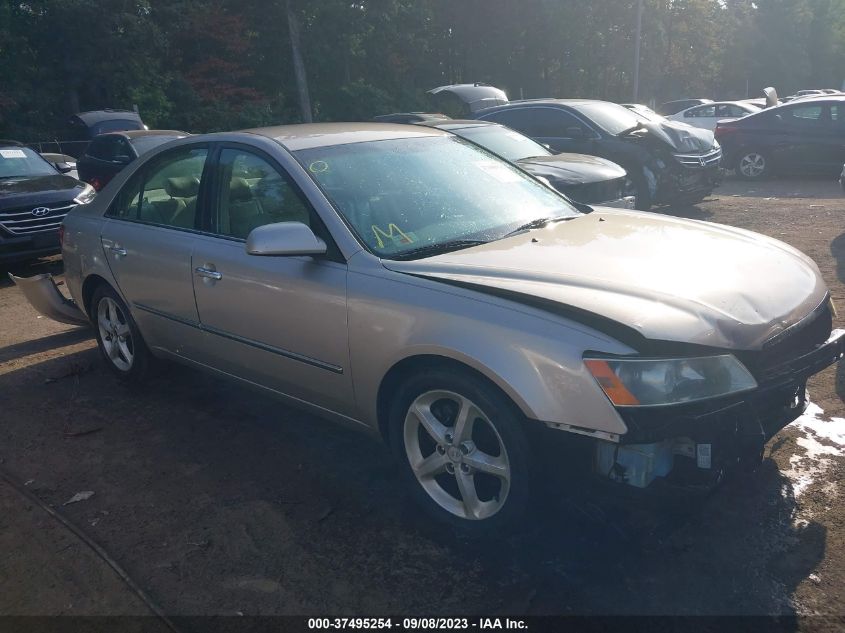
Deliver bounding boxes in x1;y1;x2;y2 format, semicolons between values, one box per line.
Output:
12;123;845;532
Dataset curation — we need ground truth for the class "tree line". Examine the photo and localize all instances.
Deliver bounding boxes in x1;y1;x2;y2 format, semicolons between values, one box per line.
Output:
1;0;844;141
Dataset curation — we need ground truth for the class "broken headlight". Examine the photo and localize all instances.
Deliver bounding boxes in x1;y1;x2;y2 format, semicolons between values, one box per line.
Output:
584;355;757;407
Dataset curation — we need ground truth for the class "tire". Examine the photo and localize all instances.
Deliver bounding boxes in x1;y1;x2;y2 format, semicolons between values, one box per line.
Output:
627;172;653;211
91;284;151;382
735;150;769;180
388;367;534;534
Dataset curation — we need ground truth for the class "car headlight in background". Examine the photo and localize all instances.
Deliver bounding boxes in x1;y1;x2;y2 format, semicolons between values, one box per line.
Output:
73;184;96;205
584;355;757;407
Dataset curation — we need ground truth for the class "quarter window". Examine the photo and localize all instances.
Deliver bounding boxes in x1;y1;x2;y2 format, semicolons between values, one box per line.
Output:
213;149;313;240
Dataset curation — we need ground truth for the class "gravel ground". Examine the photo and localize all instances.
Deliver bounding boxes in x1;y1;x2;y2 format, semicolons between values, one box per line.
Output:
0;176;843;620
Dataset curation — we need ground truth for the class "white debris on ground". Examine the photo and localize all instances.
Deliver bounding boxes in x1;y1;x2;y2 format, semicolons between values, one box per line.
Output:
781;403;845;499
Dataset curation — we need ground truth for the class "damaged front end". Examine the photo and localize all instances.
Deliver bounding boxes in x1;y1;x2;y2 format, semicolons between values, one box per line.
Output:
591;304;845;492
628;119;723;204
8;273;89;326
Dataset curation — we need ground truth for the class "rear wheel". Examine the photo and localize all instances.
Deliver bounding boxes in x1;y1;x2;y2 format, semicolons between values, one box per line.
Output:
736;150;769;180
389;368;533;533
92;285;150;381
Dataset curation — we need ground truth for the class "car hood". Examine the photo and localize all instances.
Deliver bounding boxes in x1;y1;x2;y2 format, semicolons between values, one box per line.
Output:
383;209;827;350
517;153;625;185
636;119;716;153
0;174;86;209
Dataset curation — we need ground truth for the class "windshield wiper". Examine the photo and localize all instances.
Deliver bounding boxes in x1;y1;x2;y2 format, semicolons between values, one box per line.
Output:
503;214;575;238
389;239;489;261
618;121;646;137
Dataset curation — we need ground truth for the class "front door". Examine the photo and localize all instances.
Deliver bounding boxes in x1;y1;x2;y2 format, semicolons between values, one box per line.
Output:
190;145;353;416
99;144;210;356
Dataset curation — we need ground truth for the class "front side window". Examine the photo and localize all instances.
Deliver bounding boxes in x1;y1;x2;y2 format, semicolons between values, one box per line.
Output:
295;136;579;259
568;102;639;135
213;149;313;240
108;146;207;229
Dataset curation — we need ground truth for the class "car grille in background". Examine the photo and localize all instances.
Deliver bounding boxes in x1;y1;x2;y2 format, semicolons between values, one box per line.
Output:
0;201;76;235
673;147;722;169
562;177;625;205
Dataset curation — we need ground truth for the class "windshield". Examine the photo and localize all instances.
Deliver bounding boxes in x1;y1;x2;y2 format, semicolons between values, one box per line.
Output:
451;125;551;161
0;146;57;179
295;136;579;259
130;135;182;156
570;102;642;135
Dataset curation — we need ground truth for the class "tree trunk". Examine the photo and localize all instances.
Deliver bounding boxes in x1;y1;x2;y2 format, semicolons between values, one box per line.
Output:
286;0;312;123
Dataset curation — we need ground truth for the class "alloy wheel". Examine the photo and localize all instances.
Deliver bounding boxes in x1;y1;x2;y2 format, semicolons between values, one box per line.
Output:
403;390;510;520
739;152;766;178
97;296;134;372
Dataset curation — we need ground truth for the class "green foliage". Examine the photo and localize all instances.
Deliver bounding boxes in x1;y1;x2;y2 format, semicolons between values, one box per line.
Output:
2;0;845;140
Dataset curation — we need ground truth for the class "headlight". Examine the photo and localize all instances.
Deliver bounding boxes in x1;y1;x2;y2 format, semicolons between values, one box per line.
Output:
73;184;96;205
584;355;757;407
713;140;721;150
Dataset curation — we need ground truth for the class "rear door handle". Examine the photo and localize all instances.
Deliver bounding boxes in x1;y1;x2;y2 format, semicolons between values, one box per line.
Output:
109;245;127;257
195;266;222;281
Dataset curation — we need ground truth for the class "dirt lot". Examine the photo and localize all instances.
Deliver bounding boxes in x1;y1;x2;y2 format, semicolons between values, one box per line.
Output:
0;176;844;622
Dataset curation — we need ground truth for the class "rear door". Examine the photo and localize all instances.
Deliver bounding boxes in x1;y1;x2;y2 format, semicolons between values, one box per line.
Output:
681;104;718;130
100;144;210;356
189;144;354;416
779;102;833;172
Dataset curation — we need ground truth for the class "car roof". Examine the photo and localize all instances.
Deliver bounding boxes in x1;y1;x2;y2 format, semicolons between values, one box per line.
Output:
96;129;186;140
682;100;757;108
475;99;619;115
72;109;144;125
419;119;495;130
0;139;24;147
241;122;449;151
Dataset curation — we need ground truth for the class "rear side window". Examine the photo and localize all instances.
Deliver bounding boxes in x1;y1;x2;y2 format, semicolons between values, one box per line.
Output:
525;108;584;137
785;104;825;126
479;109;534;134
108;146;208;229
87;136;122;161
687;105;716;118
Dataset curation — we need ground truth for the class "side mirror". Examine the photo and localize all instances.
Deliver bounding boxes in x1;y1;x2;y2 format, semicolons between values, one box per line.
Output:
54;162;74;174
246;222;327;257
565;126;585;139
541;143;552;151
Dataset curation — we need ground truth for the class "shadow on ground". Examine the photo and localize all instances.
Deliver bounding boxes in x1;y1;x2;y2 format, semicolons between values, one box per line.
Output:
0;345;826;618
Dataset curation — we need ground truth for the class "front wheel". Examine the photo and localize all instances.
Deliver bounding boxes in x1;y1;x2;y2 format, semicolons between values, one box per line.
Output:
92;285;151;381
389;368;533;533
736;150;769;180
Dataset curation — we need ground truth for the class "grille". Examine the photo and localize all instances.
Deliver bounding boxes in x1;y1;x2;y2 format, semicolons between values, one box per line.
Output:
737;299;834;382
0;201;76;235
673;147;722;169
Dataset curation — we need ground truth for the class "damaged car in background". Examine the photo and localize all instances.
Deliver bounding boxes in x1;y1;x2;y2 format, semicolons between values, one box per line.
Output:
416;119;634;208
474;99;722;210
11;123;844;533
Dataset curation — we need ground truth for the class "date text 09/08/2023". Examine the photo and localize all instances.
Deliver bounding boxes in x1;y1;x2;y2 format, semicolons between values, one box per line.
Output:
307;618;529;630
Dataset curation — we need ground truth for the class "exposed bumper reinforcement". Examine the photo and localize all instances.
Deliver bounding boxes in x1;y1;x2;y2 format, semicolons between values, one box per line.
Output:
8;273;89;326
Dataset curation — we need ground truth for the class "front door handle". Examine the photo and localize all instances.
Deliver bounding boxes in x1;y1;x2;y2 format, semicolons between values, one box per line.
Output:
109;245;127;257
195;266;222;281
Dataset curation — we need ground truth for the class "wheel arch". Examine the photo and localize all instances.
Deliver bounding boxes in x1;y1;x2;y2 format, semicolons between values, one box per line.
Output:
81;273;114;320
375;353;531;443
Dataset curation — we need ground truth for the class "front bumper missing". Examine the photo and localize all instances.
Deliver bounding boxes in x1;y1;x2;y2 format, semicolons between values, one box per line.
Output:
8;273;89;326
598;329;845;490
